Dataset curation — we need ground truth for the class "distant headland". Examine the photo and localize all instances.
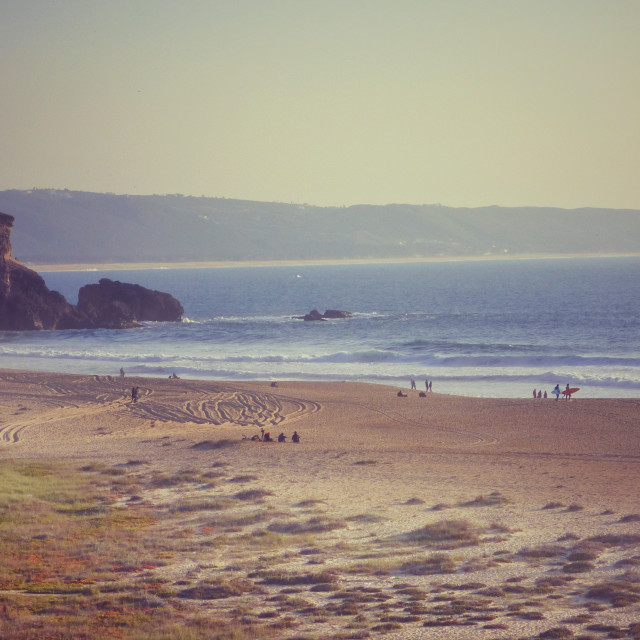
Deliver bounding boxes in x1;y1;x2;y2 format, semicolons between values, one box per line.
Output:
1;189;639;266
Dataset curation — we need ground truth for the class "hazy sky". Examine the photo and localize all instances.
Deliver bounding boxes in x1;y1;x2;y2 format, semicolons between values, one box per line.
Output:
2;0;639;208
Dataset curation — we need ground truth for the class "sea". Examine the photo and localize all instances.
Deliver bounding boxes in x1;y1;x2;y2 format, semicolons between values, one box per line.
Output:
1;257;639;398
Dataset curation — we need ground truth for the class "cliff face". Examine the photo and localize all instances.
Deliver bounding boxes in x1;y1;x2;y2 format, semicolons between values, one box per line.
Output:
0;212;183;331
0;212;83;329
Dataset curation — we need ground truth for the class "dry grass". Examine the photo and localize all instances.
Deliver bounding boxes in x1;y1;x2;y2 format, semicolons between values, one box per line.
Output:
518;544;567;559
0;460;272;640
252;569;339;586
190;439;238;450
267;516;348;535
399;519;483;548
401;552;458;575
619;513;640;523
458;492;510;507
2;436;639;640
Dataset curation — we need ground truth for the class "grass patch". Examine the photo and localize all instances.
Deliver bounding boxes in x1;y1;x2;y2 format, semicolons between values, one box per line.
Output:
227;475;259;483
342;557;405;576
431;503;453;511
0;460;248;638
268;516;347;535
168;497;234;513
587;533;640;547
585;580;640;607
254;569;339;586
149;469;211;487
294;499;327;508
345;513;387;524
177;578;257;600
518;544;567;559
401;552;458;575
619;513;640;523
562;561;596;573
191;439;238;450
399;519;482;548
458;491;510;507
542;501;565;510
233;489;274;501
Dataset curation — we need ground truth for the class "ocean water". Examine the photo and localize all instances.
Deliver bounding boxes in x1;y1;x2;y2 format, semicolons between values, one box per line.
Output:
1;257;639;398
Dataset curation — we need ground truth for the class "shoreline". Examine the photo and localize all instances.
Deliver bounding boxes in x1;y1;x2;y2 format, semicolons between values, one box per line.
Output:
0;366;633;400
27;251;640;272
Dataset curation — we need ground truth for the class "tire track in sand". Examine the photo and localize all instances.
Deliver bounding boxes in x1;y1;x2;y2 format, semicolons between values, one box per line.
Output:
0;376;321;443
128;389;320;428
0;375;134;445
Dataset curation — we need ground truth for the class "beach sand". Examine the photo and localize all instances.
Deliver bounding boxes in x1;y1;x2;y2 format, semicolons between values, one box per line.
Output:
26;252;640;273
1;370;639;638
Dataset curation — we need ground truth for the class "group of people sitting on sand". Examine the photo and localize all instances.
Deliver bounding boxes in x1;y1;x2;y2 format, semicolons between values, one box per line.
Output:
243;428;300;443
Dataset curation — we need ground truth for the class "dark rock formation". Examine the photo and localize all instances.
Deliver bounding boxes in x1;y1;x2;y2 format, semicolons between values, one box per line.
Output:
77;279;184;328
322;309;353;319
0;212;82;330
301;309;326;322
297;308;353;321
0;212;183;330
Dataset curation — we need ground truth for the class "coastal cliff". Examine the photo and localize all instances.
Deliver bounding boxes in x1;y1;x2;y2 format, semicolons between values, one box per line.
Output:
0;212;183;330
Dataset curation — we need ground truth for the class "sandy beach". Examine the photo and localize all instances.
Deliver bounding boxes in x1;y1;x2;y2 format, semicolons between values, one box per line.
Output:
25;252;640;273
1;370;639;639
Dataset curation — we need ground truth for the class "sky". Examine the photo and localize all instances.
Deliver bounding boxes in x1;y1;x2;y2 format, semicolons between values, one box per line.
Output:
2;0;640;209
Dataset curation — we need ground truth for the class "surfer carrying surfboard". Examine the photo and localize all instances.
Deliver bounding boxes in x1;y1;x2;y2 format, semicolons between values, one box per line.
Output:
562;384;580;399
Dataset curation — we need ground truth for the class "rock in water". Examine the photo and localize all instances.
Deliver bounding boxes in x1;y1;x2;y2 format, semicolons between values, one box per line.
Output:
302;309;326;321
296;308;353;321
77;279;184;327
322;309;353;319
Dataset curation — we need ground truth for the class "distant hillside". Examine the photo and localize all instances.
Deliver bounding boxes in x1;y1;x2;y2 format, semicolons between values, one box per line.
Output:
0;189;639;265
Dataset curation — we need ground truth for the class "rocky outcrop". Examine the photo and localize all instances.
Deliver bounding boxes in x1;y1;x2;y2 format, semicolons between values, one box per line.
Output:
297;308;353;321
0;212;183;330
322;309;353;319
77;279;184;328
0;212;82;330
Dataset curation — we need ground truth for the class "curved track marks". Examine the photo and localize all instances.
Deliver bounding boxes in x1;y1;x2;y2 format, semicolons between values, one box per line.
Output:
129;390;320;427
0;374;132;445
0;424;28;443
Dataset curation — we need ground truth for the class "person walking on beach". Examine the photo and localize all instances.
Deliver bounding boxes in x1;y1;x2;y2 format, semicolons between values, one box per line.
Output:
410;379;416;390
131;386;139;403
428;380;433;392
565;384;572;400
552;384;561;400
425;379;429;392
120;368;125;377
